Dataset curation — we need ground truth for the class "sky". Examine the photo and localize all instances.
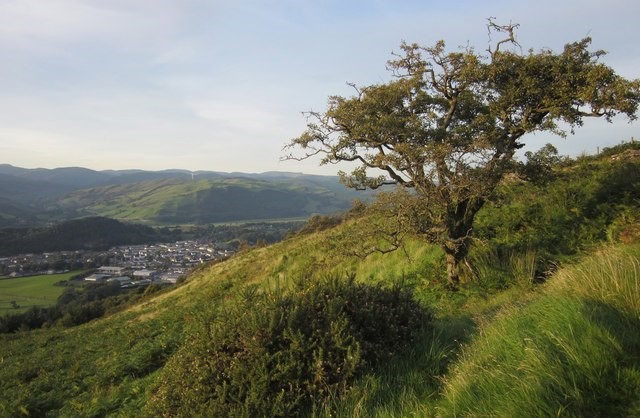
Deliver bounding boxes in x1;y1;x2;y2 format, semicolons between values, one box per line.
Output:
1;0;639;175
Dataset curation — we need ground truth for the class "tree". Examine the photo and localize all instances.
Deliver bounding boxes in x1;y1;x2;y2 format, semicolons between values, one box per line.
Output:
519;143;564;184
284;21;640;288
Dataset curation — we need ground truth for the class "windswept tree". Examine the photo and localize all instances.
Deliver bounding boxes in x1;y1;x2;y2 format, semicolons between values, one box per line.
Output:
284;21;640;288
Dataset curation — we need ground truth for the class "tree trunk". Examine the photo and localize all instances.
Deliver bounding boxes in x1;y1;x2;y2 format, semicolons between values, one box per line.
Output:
444;243;467;290
443;198;482;289
444;251;460;289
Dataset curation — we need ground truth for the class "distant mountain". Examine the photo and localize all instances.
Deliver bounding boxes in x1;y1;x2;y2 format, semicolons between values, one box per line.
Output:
0;164;112;189
0;172;73;202
0;165;371;226
0;197;40;228
0;165;200;190
56;177;359;224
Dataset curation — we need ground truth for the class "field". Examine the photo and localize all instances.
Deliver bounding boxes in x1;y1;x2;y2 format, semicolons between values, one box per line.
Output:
0;272;78;314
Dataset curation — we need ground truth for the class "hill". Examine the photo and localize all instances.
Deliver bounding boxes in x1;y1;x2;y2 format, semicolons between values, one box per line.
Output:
0;165;370;226
0;147;639;416
0;217;174;256
56;177;358;224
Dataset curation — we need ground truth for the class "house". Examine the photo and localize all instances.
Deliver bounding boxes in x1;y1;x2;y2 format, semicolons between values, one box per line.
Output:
133;269;157;279
107;276;132;287
97;266;127;276
130;278;152;287
159;272;182;284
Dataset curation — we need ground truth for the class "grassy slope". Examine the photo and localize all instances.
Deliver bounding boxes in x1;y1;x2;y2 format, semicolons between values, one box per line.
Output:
0;222;450;417
57;178;216;221
438;246;640;418
1;154;639;417
56;177;352;224
5;219;638;417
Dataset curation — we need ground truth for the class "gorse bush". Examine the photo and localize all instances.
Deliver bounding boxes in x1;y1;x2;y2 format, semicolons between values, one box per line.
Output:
475;156;640;270
145;274;431;417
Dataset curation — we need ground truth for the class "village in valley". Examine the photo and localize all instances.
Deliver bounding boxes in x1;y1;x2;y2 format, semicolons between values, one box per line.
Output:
0;240;235;287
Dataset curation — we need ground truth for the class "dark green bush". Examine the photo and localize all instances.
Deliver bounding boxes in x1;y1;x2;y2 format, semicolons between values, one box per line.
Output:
145;275;431;417
295;214;344;235
475;157;640;270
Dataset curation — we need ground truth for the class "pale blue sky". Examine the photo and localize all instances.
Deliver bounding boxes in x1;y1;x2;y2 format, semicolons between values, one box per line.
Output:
1;0;639;174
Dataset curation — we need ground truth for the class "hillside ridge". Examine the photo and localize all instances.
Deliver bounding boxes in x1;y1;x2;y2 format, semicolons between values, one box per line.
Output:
0;164;371;227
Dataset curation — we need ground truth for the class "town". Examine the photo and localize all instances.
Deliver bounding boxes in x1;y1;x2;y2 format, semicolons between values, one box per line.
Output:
0;239;235;286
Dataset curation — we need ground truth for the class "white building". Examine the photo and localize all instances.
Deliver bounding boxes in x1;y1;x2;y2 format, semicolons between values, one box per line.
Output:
107;276;132;286
133;269;157;279
97;266;127;276
84;273;111;283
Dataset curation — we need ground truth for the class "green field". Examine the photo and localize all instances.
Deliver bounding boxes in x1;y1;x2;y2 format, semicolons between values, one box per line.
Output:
0;272;79;314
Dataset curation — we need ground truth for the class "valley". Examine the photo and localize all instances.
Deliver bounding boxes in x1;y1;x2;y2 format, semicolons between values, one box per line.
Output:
0;144;638;416
0;165;372;227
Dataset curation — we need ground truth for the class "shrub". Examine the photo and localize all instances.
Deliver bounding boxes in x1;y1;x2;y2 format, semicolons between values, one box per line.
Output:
295;214;344;235
145;274;431;417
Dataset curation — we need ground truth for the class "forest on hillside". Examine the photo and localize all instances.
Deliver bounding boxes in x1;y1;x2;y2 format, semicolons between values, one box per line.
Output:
0;217;175;256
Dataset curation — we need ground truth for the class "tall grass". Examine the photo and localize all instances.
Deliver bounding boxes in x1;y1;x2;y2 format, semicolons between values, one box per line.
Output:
469;246;539;290
438;246;640;418
548;246;640;317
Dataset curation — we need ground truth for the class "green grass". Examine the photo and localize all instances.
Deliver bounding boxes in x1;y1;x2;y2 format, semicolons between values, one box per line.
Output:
0;309;185;417
1;220;639;417
437;245;640;418
0;272;79;314
57;177;355;225
548;245;640;316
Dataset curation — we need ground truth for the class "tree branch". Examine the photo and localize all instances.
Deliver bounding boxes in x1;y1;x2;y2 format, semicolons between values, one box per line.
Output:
487;17;520;57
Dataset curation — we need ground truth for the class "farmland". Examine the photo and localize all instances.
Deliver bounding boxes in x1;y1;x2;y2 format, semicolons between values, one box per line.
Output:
0;272;79;314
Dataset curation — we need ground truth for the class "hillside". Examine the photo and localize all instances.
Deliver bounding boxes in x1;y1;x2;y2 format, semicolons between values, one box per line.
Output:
0;217;175;256
56;177;357;224
0;150;639;417
0;165;370;226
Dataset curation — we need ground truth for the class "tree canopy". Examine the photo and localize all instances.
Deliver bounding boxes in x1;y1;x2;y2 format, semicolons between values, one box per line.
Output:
285;21;640;287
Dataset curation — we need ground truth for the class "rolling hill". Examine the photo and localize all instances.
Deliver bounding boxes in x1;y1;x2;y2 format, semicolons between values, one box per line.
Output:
0;165;371;226
0;148;639;416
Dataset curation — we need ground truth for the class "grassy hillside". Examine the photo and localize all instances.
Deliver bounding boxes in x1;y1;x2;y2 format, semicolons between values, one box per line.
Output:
0;165;370;226
56;177;358;224
2;225;637;417
0;217;441;416
438;247;640;418
0;149;639;417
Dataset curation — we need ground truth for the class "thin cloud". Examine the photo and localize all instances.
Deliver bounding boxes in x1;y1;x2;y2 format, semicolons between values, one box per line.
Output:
187;100;287;137
0;0;638;174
